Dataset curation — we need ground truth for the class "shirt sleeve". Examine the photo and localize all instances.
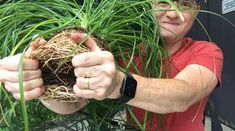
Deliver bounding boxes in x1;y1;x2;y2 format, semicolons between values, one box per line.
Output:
187;43;223;85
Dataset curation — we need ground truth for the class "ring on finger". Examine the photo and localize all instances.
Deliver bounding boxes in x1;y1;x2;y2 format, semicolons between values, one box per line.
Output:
84;78;90;89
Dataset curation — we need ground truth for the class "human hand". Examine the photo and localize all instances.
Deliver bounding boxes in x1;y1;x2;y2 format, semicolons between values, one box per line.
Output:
71;33;123;100
0;39;46;100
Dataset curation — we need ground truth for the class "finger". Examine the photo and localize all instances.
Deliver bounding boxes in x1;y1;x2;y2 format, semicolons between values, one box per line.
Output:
75;77;90;89
74;75;113;100
4;78;43;93
0;54;40;70
72;51;114;67
73;85;106;100
1;70;42;82
73;85;96;98
74;63;115;79
71;32;101;51
23;58;40;70
74;65;101;78
25;38;47;58
75;76;106;90
13;86;45;100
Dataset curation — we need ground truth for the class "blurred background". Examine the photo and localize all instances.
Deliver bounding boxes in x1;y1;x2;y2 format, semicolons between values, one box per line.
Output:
188;0;235;130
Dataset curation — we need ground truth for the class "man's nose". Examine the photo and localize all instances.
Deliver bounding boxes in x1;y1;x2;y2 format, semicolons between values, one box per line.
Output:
165;5;185;22
166;10;179;20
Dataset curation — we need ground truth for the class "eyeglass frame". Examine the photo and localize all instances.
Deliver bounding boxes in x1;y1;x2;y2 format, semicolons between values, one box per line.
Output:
152;0;200;11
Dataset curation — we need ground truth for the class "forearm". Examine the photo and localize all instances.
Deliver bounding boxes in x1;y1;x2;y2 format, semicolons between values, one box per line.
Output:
40;99;88;115
128;75;198;114
109;73;199;114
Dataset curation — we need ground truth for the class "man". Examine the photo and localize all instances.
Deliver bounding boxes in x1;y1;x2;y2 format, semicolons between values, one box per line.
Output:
0;0;223;130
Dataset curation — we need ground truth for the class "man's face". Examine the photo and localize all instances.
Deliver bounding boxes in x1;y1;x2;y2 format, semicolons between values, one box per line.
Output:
152;0;200;41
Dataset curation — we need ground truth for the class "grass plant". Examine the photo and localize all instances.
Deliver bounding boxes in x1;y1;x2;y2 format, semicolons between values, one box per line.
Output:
2;0;233;130
0;0;165;130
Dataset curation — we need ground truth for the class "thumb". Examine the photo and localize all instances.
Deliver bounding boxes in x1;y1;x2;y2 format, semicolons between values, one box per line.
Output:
25;38;47;58
71;32;101;51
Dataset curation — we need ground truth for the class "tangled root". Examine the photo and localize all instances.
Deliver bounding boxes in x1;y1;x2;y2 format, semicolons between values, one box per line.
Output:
30;27;107;102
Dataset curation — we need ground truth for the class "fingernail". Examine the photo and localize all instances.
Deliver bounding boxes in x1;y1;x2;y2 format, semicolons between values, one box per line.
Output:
71;33;82;43
38;39;46;44
73;85;79;94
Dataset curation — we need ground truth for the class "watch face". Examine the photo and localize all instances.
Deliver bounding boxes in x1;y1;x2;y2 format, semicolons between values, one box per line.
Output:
122;75;137;98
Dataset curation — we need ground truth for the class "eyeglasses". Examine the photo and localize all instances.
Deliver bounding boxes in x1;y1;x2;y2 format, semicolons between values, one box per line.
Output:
153;0;199;11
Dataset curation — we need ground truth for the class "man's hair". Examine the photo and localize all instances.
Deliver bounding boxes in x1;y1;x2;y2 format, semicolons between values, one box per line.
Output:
172;0;201;4
195;0;201;3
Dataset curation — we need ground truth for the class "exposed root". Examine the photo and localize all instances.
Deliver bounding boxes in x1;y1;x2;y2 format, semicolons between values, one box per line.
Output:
39;85;83;102
30;27;107;102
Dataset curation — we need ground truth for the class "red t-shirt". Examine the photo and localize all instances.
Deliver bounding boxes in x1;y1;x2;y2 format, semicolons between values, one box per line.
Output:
127;38;223;131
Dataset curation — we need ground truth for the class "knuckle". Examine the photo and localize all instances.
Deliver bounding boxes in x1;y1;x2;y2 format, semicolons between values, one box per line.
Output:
0;59;3;70
73;85;80;94
96;97;105;101
103;51;112;56
103;51;114;61
24;84;32;92
25;88;43;100
34;60;40;68
0;57;9;65
71;56;77;66
74;68;78;76
24;96;31;101
5;86;13;93
72;55;82;66
23;82;30;90
0;71;5;81
41;86;45;93
95;89;107;100
74;68;84;77
38;88;44;95
0;71;7;82
33;69;42;77
76;77;80;83
96;94;105;100
38;78;44;86
38;69;42;76
76;77;85;84
108;65;116;75
25;96;34;101
5;82;17;92
13;93;20;100
6;73;16;82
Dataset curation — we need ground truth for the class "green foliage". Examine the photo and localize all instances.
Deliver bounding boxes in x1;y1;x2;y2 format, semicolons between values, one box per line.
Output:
0;0;165;130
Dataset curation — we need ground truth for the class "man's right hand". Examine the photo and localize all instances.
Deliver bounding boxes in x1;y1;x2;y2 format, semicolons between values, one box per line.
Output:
0;39;46;100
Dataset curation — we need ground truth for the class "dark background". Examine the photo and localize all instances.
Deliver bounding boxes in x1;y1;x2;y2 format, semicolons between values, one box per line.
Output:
188;0;235;129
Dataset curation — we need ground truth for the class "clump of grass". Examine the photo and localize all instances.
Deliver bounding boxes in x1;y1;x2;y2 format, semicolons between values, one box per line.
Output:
0;0;165;130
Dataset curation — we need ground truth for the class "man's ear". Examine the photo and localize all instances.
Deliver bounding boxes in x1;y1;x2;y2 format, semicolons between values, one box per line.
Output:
197;5;201;10
195;5;200;15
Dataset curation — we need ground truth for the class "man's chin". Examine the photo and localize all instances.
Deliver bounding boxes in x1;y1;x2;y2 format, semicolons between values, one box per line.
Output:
160;33;184;42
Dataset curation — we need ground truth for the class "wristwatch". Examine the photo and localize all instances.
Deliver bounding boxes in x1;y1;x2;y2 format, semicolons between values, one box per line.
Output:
116;73;137;104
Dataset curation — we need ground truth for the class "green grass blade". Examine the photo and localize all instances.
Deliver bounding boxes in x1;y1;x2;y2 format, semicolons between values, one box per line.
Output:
127;106;143;131
18;51;29;131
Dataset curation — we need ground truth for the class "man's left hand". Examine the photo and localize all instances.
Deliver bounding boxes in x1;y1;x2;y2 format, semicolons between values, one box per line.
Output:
71;33;121;100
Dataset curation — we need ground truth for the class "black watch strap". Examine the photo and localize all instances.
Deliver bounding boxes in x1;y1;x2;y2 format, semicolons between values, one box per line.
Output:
115;73;137;104
116;95;132;104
